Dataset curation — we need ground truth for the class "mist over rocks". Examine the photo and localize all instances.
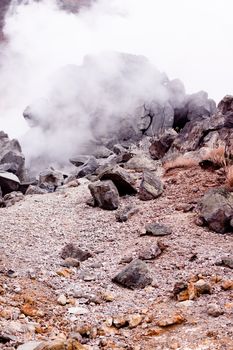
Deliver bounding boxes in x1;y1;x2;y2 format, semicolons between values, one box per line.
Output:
22;51;216;172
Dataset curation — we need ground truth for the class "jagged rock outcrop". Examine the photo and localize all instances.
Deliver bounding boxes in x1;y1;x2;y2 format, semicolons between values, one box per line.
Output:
0;131;25;180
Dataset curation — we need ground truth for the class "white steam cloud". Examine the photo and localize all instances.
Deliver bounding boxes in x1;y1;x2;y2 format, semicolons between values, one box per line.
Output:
0;0;232;170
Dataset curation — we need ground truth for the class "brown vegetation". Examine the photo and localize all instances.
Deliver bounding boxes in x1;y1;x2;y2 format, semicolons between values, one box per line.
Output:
225;165;233;189
203;146;227;168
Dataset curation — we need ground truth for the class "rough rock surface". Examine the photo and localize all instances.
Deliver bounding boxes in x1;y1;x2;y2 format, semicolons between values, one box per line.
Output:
138;171;163;200
98;165;137;196
0;131;25;180
88;180;119;210
112;259;152;289
0;158;232;350
197;187;233;233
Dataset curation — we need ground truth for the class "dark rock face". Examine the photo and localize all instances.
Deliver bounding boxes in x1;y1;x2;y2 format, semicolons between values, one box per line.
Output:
115;205;139;222
139;171;163;201
25;185;47;195
0;131;25;180
61;243;92;262
197;188;233;234
76;156;98;178
99;166;137;196
149;129;177;160
112;259;152;289
39;168;65;191
0;171;20;196
144;223;172;236
88;180;119;210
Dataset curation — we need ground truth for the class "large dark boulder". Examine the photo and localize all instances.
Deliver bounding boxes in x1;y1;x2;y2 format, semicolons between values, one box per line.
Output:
0;171;20;196
88;180;119;210
139;171;163;201
98;165;137;196
197;188;233;234
149;129;177;160
0;131;25;180
112;259;152;289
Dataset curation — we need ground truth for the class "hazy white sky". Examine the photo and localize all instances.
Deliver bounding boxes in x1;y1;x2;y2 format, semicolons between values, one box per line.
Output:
0;0;232;137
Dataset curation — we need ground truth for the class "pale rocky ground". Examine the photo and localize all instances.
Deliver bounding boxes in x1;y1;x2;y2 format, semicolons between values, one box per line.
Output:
0;166;232;350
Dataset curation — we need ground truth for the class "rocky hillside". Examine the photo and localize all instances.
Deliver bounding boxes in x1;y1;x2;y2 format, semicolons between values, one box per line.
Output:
0;96;233;349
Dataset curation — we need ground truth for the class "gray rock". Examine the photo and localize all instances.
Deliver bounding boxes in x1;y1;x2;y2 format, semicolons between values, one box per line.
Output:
138;244;162;260
39;168;65;191
61;243;92;261
144;222;172;236
77;156;99;178
207;303;224;317
124;154;157;172
115;205;139;222
99;165;137;196
17;341;42;350
88;180;119;210
25;185;47;195
112;259;152;289
149;129;177;160
0;171;20;195
69;155;90;167
197;188;233;233
113;144;133;163
0;131;25;180
215;256;233;269
4;191;24;207
138;171;163;201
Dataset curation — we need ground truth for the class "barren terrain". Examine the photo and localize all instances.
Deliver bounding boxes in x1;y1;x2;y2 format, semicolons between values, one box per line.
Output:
0;166;232;349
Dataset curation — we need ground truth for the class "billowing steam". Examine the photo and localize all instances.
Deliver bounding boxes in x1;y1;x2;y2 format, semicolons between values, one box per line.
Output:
0;0;232;171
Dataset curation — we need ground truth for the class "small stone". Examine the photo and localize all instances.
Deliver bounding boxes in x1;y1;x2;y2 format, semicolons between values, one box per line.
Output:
61;244;92;262
113;316;128;328
112;259;152;290
128;314;143;328
17;341;42;350
221;280;233;290
207;303;224;317
143;222;172;236
156;313;186;327
138;244;162;260
56;268;72;278
57;294;67;306
60;258;80;268
68;307;89;315
115;205;139;222
194;279;211;295
101;292;115;302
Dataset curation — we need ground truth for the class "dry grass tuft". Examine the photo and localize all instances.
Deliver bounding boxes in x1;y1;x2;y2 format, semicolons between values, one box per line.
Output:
163;156;198;172
204;146;227;168
225;165;233;189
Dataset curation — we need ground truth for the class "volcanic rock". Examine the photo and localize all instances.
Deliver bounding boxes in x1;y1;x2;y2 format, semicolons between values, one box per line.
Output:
144;222;172;236
124;154;157;172
61;243;92;261
113;144;133;163
3;191;24;207
25;185;47;195
112;259;152;289
39;168;65;191
138;244;162;260
207;303;224;317
0;131;25;180
70;154;99;177
115;205;139;222
197;187;233;233
98;165;137;196
88;180;119;210
0;171;20;195
149;129;177;160
138;171;163;201
215;256;233;269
